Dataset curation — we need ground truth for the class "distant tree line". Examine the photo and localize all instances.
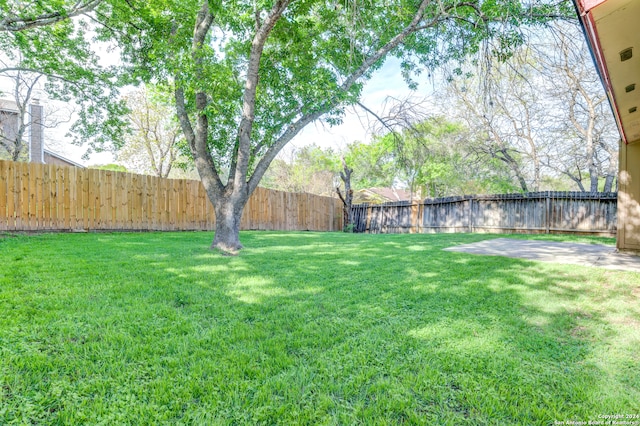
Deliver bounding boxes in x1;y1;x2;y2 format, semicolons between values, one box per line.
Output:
262;24;618;199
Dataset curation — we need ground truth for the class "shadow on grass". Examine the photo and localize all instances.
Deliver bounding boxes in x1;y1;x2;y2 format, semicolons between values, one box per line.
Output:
0;231;638;424
164;232;639;422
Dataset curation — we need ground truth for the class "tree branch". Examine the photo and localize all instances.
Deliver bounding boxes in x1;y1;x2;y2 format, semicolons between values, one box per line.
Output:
0;0;103;32
177;1;225;194
356;101;397;135
175;86;224;194
233;0;291;193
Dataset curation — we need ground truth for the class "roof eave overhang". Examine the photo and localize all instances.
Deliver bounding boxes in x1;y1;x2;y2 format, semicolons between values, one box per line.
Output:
573;0;627;144
574;0;640;145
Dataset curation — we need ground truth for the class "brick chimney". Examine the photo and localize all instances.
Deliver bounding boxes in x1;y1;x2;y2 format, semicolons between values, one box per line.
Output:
29;99;44;163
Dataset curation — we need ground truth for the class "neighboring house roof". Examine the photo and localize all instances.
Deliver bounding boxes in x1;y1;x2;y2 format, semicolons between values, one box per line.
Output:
1;97;84;168
43;149;85;168
353;187;414;204
0;99;18;112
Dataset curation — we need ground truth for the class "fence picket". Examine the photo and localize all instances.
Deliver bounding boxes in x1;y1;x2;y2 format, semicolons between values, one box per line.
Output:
352;191;617;236
20;162;29;230
0;161;6;230
31;163;38;230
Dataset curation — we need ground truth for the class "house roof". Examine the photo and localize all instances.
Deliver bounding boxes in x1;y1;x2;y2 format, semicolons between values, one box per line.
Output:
354;187;414;204
44;149;85;168
575;0;640;144
0;99;18;113
368;187;413;201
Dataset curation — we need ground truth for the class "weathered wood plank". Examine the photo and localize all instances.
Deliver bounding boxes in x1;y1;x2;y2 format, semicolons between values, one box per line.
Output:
353;191;617;236
0;161;7;230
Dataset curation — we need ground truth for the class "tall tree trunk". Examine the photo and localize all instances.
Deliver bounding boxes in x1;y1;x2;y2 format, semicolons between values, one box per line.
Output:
533;157;541;192
573;175;586;192
496;148;528;192
603;173;615;193
337;158;354;232
603;151;617;193
589;164;599;192
515;174;529;193
211;193;248;253
602;142;618;193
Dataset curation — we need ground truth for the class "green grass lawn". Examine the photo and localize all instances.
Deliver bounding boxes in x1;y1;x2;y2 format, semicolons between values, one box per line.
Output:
0;231;638;425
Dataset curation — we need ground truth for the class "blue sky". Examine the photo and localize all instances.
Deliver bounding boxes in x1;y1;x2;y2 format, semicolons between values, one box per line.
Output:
290;57;437;153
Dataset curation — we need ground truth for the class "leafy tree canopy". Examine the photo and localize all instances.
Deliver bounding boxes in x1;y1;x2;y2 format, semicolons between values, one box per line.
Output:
352;116;520;197
0;0;128;153
96;0;571;177
89;163;128;172
0;0;102;32
344;139;396;189
261;144;340;195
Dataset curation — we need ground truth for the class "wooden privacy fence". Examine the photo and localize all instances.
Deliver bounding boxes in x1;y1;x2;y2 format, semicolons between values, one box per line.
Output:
352;192;618;235
0;160;343;232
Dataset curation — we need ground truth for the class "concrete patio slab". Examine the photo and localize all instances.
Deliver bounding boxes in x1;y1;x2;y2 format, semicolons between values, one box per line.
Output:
443;238;640;273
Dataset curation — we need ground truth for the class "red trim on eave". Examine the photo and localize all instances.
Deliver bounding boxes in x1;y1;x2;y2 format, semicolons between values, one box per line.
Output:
581;8;628;143
578;0;608;13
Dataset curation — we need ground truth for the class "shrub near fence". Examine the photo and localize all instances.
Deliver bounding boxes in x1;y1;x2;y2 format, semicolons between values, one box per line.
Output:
0;160;343;232
352;192;618;236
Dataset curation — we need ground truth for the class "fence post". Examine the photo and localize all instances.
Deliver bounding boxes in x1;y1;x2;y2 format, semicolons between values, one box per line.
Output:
0;161;6;231
410;202;418;234
546;192;551;234
468;197;473;233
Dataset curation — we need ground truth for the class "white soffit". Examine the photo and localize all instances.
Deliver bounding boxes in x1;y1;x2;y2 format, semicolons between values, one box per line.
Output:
589;0;640;143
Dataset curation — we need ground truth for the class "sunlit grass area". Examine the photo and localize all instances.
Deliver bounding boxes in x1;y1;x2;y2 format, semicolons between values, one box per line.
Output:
0;231;638;424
